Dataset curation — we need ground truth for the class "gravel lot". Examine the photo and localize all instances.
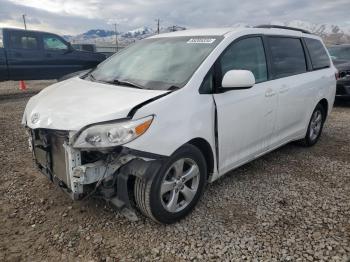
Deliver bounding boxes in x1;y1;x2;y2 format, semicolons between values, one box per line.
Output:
0;81;349;261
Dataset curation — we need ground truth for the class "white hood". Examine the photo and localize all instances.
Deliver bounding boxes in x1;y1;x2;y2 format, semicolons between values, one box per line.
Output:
23;77;167;131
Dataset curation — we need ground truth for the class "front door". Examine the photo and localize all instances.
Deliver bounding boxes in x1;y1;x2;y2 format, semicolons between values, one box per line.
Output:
41;33;83;79
213;36;278;175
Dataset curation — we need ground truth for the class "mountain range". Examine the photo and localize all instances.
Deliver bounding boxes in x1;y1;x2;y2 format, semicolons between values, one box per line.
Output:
64;20;350;46
267;20;350;45
64;25;186;46
232;20;350;45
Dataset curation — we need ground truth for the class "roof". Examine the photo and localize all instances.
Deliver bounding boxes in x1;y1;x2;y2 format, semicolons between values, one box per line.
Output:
149;27;315;39
1;27;53;35
149;28;245;38
255;24;310;34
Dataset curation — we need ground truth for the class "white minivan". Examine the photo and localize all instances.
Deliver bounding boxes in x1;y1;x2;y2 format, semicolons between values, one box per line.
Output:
23;25;336;223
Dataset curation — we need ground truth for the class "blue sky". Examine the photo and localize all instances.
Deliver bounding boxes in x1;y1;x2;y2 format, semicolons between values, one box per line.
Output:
1;0;350;34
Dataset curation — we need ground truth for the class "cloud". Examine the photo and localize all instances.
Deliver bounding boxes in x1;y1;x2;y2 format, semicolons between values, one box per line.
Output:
1;0;349;35
0;0;110;34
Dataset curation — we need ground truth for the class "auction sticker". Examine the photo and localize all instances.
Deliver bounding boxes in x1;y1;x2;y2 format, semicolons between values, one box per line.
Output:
187;38;216;44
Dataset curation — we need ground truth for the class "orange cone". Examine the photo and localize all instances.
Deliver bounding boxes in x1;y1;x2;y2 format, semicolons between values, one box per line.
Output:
19;80;27;91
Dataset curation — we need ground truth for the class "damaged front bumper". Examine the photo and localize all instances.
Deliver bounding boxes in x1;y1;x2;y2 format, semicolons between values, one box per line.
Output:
28;128;165;212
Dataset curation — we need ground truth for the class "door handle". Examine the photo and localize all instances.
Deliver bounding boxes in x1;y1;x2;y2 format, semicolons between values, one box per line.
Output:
279;87;289;94
279;84;289;94
265;89;276;97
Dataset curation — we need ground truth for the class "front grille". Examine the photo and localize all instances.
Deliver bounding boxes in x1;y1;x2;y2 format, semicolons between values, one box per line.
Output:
32;129;70;186
50;132;69;186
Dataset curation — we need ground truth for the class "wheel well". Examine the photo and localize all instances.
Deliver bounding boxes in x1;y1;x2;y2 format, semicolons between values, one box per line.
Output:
188;138;215;177
126;139;215;207
319;98;329;122
126;139;215;203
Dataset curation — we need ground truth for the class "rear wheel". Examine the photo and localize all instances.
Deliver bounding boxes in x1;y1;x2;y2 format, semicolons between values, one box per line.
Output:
298;104;325;147
134;144;207;224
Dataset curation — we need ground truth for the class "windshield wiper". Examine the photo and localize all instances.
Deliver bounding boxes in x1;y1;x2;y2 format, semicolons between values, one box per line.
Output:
87;72;96;81
168;85;181;91
110;79;143;89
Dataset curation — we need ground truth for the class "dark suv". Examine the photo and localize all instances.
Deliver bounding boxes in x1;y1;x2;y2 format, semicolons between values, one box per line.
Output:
328;44;350;98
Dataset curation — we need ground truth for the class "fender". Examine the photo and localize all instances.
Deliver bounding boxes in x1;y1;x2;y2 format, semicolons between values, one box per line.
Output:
127;91;172;118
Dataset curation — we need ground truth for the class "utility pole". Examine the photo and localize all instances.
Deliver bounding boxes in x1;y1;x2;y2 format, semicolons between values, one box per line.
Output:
155;19;160;34
114;23;118;52
22;14;27;30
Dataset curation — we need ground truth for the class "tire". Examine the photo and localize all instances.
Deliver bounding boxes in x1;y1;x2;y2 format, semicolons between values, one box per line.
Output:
134;144;207;224
298;103;325;147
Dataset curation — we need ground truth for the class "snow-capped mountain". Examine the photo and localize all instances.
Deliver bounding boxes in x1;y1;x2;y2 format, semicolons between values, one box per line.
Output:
285;21;350;45
122;26;154;38
65;20;350;46
231;20;350;45
64;25;186;45
270;20;350;36
83;29;116;38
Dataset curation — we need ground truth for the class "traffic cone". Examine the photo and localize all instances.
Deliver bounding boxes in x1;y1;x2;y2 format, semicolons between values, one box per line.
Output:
19;80;27;91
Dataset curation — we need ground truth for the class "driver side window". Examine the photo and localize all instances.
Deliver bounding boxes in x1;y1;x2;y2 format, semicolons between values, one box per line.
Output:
43;35;68;50
220;37;268;83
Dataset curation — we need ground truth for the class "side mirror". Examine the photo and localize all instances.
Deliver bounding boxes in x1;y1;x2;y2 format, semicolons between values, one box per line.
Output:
221;70;255;90
65;42;74;53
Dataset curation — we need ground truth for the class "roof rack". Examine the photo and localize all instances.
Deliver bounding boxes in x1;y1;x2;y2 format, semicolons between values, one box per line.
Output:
255;25;311;34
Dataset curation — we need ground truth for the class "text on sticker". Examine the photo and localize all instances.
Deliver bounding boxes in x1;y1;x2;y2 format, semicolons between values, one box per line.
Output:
187;38;216;44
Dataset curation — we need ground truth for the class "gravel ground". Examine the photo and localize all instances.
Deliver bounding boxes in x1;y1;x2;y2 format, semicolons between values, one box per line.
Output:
0;81;349;261
0;80;56;95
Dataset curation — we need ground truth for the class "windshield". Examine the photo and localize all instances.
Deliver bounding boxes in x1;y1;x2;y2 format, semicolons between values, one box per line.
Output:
328;46;350;60
89;36;222;90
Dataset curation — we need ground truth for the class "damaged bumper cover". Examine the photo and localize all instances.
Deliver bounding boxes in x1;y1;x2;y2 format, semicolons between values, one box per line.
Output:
28;128;166;210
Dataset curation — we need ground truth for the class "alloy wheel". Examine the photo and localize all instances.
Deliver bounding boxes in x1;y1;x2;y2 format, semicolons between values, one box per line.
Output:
160;158;200;213
309;110;323;141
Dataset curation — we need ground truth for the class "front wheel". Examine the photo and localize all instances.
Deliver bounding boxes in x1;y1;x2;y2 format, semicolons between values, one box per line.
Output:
298;104;325;147
134;144;207;224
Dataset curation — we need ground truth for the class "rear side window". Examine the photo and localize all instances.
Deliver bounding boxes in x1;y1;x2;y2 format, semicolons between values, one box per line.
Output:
220;37;267;83
268;37;307;79
9;32;39;50
304;38;330;70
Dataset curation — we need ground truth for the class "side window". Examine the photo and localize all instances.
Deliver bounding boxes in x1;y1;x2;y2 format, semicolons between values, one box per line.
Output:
304;38;330;70
43;35;68;50
268;37;307;78
220;37;267;83
9;32;39;50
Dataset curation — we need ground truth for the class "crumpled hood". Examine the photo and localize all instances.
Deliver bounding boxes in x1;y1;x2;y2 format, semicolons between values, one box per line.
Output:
23;77;167;131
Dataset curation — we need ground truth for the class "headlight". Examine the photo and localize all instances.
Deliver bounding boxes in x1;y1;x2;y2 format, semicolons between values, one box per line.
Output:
73;116;153;149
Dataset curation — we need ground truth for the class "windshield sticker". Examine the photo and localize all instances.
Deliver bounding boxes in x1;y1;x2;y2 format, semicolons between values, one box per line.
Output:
187;38;216;44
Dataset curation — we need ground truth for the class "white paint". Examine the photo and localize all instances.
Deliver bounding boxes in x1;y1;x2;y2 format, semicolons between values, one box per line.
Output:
23;77;167;131
221;70;255;88
23;27;336;182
